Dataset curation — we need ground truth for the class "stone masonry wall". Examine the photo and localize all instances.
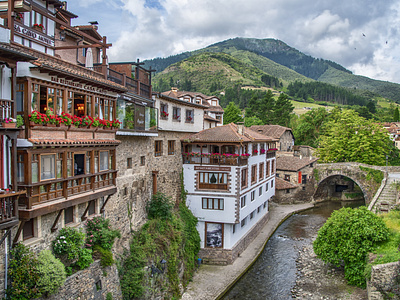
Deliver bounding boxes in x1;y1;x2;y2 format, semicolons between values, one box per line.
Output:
367;261;400;300
38;260;122;300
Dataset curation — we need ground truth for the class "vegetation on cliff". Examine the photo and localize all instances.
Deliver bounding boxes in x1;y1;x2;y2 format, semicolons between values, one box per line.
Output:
119;192;200;299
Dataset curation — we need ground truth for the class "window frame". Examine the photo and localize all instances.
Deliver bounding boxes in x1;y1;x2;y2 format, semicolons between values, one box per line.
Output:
251;190;255;201
99;151;109;171
172;107;181;121
202;198;224;210
198;172;228;190
40;153;56;181
251;164;257;184
240;195;246;208
155;140;163;157
168;140;175;155
241;168;248;189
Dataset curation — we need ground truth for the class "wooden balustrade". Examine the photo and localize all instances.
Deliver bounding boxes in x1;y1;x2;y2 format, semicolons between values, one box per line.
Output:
0;99;12;120
18;170;117;209
183;155;248;166
0;191;25;229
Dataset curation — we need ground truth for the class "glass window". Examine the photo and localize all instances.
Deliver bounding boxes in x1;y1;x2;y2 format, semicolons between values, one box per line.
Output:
168;140;175;155
40;154;55;180
88;200;96;216
202;198;224;210
64;206;74;225
185;109;194;123
173;107;181;121
241;195;246;208
99;151;109;171
17;153;24;182
251;165;257;184
241;168;248;188
16;83;24;112
199;172;228;190
251;190;255;201
155;140;163;156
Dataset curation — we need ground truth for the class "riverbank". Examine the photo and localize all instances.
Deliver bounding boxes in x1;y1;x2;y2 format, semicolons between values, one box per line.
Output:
181;202;314;300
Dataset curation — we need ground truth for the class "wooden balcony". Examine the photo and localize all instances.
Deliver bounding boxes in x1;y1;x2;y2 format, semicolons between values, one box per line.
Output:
183;154;248;166
0;98;12;120
0;190;25;230
18;170;117;219
93;65;151;98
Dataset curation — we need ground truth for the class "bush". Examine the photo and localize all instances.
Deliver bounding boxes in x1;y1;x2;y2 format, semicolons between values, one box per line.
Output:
93;245;114;267
146;192;173;220
36;250;66;296
6;243;41;300
74;248;93;270
313;206;389;287
85;216;121;250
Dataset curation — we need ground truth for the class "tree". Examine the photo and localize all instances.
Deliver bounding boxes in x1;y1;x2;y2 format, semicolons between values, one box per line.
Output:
273;93;294;127
313;206;389;287
316;109;393;165
223;102;243;125
244;116;263;127
394;107;399;122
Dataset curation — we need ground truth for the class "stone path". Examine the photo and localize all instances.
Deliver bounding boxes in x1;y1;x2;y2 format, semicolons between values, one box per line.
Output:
181;202;314;300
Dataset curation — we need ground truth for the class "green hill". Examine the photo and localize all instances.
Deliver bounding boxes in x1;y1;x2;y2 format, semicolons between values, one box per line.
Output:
144;37;400;103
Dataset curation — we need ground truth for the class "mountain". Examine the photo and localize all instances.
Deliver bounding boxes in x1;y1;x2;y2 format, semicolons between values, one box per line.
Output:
144;37;400;103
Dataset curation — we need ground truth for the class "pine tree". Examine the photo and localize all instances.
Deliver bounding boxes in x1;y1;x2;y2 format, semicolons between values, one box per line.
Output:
223;102;243;125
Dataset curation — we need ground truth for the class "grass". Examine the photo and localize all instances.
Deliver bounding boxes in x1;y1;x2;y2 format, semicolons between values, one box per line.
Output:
291;100;334;115
377;98;400;109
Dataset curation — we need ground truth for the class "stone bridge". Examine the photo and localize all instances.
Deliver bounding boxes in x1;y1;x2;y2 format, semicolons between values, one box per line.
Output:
313;162;394;206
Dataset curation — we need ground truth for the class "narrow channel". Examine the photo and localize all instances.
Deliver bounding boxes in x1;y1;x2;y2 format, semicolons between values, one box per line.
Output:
221;201;363;300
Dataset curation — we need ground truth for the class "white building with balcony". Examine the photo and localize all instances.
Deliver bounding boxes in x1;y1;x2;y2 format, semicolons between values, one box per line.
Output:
182;123;278;264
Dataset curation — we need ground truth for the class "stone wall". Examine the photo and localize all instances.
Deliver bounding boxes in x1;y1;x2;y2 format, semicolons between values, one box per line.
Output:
199;211;270;265
367;261;400;300
39;260;122;300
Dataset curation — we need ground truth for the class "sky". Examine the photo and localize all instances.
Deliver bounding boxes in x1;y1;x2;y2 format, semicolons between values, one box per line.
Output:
66;0;400;83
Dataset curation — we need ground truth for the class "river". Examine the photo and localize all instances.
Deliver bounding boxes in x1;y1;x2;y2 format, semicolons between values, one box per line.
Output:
221;201;367;300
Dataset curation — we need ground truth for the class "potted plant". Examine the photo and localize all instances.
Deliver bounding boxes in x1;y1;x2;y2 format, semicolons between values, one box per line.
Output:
16;115;24;128
32;23;44;31
81;115;93;127
111;119;121;129
15;13;23;22
61;112;73;127
29;111;47;126
2;117;16;128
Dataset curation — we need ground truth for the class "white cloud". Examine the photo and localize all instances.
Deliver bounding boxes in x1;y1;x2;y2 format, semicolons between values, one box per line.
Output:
66;0;400;83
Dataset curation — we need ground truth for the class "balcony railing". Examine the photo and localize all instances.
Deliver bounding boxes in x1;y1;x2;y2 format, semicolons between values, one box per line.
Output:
93;66;151;98
18;170;117;209
183;154;249;166
0;99;12;120
0;191;24;229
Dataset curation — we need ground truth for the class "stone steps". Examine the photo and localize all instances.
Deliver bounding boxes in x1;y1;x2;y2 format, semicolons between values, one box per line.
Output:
375;177;399;213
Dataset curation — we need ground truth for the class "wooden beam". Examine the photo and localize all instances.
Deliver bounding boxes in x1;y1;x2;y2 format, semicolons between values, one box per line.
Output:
12;220;25;246
81;200;93;221
51;209;63;232
54;43;111;50
100;194;111;213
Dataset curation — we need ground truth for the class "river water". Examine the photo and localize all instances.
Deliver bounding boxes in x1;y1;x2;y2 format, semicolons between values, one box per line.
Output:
222;201;361;300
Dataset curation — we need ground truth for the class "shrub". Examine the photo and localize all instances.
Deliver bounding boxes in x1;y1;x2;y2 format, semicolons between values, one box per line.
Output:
16;115;24;128
93;245;114;267
52;227;85;261
74;248;93;270
36;250;66;296
146;192;173;220
85;216;121;250
313;206;389;287
6;243;41;300
106;292;113;300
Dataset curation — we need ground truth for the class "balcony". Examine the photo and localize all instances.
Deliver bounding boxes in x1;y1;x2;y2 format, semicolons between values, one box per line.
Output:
18;170;117;217
117;100;158;133
0;98;12;120
183;153;249;166
93;66;151;98
0;191;25;230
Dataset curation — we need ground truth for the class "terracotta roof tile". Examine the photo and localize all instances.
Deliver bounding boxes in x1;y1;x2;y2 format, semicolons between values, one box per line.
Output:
203;115;220;122
276;156;319;171
183;123;276;143
275;177;298;190
28;138;120;146
250;125;293;139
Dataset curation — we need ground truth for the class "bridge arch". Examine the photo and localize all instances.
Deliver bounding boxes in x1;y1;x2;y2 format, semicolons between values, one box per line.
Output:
313;163;386;206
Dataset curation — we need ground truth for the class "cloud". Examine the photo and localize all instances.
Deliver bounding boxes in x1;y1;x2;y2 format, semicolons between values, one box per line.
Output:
66;0;400;83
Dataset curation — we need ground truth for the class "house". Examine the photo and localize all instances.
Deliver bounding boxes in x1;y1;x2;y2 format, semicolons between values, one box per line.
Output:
182;123;277;264
250;124;295;152
274;156;318;204
162;88;224;129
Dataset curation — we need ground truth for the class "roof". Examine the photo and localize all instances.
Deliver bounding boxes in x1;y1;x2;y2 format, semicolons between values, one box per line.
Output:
74;25;103;41
183;123;275;143
275;177;298;190
155;92;207;109
250;125;293;139
203;115;220;122
276;156;319;172
0;43;37;62
28;138;120;146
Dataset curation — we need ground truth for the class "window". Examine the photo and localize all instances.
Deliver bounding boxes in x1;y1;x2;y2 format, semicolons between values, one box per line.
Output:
155;140;163;157
64;206;74;225
17;153;24;182
168;140;175;155
140;156;145;166
241;218;246;227
260;143;265;154
160;103;168;119
202;198;224;210
266;161;270;177
284;175;290;182
271;160;275;174
199;172;228;190
271;180;274;188
16;83;24;113
252;143;258;155
240;195;246;208
259;186;263;196
127;157;133;169
263;201;267;209
173;107;181;121
259;162;264;180
241;168;248;189
185;109;194;123
251;165;257;184
286;189;291;194
250;210;255;219
266;182;269;191
99;151;109;171
302;174;307;184
74;153;85;176
251;190;255;201
302;186;306;191
41;154;55;180
233;224;236;234
88;200;96;216
258;206;261;213
205;222;223;248
23;219;34;240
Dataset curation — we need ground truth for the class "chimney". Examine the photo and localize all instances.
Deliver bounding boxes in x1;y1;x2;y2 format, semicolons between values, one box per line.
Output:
171;87;178;93
237;122;244;135
62;1;67;10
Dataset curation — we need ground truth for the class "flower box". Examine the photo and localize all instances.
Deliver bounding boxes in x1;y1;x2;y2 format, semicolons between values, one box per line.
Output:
2;122;16;128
